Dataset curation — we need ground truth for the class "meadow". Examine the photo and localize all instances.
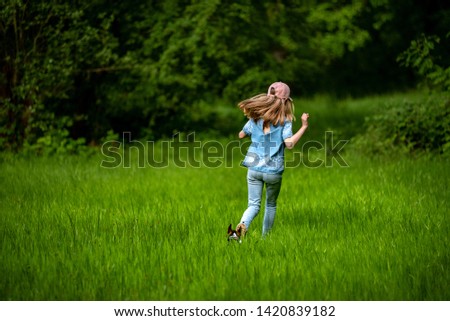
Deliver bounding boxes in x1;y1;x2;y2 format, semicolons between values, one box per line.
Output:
1;92;448;301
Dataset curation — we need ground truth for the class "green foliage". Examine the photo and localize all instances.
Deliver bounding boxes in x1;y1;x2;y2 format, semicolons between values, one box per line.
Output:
397;34;450;92
0;0;119;152
1;0;449;152
307;0;371;62
21;116;89;156
353;94;450;156
99;0;383;139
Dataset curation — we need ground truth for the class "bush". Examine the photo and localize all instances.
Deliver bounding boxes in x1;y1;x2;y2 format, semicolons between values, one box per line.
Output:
353;95;450;156
397;34;450;92
21;116;90;156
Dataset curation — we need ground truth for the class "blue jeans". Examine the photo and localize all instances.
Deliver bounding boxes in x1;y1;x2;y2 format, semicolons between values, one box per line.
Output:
240;169;283;236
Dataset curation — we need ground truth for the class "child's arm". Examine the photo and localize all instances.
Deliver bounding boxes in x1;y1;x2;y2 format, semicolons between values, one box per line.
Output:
239;120;252;139
284;113;309;149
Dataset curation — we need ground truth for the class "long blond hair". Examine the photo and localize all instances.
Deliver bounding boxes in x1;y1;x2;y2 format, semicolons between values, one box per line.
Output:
238;88;295;126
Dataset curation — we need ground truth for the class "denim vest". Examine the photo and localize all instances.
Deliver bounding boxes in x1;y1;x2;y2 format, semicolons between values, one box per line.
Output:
241;119;292;174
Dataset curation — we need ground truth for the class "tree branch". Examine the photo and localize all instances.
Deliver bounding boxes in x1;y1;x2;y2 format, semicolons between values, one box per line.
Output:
83;65;137;73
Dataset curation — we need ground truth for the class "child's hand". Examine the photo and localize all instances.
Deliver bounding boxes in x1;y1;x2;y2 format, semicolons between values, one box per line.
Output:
301;113;309;128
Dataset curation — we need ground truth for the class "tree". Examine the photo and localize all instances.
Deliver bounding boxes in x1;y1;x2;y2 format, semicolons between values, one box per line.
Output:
2;0;448;152
0;0;118;151
398;33;450;92
100;0;373;139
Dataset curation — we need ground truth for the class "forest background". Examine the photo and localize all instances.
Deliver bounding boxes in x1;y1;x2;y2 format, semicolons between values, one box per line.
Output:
1;0;449;153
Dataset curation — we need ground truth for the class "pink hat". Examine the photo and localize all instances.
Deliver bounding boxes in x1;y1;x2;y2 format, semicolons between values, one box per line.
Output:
267;82;291;100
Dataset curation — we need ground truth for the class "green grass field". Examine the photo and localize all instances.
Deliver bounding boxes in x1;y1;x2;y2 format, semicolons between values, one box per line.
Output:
1;92;449;301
